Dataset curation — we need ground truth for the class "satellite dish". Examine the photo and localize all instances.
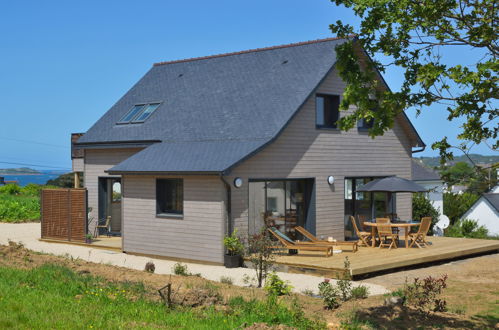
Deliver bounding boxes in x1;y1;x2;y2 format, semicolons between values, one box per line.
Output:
437;215;450;229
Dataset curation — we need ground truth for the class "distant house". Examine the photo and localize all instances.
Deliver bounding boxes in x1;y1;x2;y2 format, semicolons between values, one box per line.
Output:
412;160;444;220
73;38;425;263
461;187;499;236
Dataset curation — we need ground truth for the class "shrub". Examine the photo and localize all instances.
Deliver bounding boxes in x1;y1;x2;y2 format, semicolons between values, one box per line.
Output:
412;193;440;233
0;194;40;222
446;219;489;239
318;279;341;309
264;273;293;296
0;184;21;195
144;261;155;273
172;263;189;276
337;257;353;301
403;274;448;314
443;192;480;225
21;184;43;196
246;230;275;288
220;276;233;285
351;285;370;299
223;229;244;256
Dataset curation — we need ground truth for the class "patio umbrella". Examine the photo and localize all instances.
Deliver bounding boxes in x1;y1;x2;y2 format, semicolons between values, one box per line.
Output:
356;176;427;217
356;176;427;193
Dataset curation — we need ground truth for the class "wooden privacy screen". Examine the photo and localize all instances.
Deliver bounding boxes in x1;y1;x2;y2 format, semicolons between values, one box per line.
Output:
41;189;87;242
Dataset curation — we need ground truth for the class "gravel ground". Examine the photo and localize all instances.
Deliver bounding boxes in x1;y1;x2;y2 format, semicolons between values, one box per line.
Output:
0;223;388;295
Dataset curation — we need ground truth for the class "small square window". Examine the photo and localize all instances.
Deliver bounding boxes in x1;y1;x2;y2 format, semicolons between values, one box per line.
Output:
156;179;183;216
357;117;374;130
316;94;339;129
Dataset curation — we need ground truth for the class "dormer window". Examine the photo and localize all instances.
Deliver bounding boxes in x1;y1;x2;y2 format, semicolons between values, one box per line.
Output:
117;103;161;124
316;94;339;129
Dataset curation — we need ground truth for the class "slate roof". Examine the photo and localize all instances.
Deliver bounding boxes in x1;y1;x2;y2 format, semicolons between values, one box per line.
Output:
78;37;424;173
412;160;441;181
483;193;499;213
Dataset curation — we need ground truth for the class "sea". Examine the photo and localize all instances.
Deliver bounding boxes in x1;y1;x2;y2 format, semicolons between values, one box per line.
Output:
2;173;62;186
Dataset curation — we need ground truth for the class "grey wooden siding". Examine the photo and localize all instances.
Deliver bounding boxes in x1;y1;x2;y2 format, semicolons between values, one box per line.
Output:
84;148;142;234
226;68;413;239
121;175;226;264
72;158;84;172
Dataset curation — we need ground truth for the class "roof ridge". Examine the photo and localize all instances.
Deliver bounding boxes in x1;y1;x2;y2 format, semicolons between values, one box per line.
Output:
153;36;353;67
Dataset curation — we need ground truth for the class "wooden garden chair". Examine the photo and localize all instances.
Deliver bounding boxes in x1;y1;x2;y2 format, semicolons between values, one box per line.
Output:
94;216;111;238
409;217;432;248
376;218;399;250
267;227;333;257
350;216;372;247
294;226;358;252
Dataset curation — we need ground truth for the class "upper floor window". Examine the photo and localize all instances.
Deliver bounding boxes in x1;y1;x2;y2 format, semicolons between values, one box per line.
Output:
357;117;374;130
316;94;339;129
117;103;161;124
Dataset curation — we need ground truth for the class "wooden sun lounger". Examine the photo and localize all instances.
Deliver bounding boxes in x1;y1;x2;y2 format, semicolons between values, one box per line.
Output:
267;228;333;257
294;226;358;252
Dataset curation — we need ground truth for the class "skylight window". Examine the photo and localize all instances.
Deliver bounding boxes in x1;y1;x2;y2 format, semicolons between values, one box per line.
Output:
117;103;161;124
132;103;161;123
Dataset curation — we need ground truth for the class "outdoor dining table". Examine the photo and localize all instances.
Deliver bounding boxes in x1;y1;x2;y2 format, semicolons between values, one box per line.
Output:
363;221;420;248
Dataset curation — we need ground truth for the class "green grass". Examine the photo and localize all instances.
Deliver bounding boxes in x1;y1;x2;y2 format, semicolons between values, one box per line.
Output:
0;263;324;329
0;194;40;222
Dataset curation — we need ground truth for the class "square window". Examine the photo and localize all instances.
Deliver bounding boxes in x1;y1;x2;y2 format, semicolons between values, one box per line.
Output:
156;179;183;216
316;94;339;129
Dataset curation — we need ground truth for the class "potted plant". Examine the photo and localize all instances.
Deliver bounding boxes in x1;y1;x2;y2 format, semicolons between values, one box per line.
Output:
85;233;93;244
223;229;244;268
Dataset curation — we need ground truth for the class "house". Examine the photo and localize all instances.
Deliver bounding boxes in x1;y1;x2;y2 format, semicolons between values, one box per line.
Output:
461;186;499;236
74;37;425;264
411;160;444;219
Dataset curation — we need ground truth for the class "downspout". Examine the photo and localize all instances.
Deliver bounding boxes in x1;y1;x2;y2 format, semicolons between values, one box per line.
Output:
220;174;232;236
412;146;426;154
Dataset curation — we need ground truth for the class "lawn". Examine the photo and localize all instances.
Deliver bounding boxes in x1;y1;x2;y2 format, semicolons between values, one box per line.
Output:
0;263;322;329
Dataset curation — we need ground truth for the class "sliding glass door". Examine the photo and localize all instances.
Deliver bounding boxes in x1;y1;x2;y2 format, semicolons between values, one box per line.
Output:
248;179;314;239
344;177;393;240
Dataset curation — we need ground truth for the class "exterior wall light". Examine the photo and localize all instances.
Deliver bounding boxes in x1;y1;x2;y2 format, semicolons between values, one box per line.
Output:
234;177;243;188
327;176;335;185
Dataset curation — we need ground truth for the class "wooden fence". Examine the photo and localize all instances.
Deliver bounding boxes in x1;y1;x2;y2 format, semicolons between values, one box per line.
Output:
41;188;87;242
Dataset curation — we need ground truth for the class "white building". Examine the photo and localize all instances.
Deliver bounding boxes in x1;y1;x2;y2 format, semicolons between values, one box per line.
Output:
412;160;444;220
461;187;499;236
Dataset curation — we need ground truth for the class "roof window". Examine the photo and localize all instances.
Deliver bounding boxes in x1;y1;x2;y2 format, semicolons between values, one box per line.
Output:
117;103;161;124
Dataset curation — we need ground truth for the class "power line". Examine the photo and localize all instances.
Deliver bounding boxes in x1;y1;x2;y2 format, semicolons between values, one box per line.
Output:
0;136;69;149
0;160;71;170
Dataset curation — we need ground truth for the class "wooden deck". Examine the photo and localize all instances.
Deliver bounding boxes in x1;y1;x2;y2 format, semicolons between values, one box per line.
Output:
273;236;499;278
40;236;122;252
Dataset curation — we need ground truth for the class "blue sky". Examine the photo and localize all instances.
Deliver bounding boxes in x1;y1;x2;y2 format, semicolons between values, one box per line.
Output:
0;1;492;171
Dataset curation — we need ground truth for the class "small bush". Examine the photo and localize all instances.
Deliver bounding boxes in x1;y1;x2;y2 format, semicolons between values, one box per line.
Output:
264;273;293;296
446;219;489;239
223;229;244;256
220;276;233;285
172;263;189;276
0;184;21;195
403;274;448;314
351;285;370;299
337;257;352;301
318;279;340;309
144;261;155;273
301;289;315;297
412;193;440;233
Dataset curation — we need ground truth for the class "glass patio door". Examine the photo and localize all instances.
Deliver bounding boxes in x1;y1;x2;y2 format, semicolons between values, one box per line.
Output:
248;179;313;239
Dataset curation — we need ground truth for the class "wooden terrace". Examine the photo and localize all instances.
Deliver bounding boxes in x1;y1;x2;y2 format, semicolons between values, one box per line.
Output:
273;236;499;279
